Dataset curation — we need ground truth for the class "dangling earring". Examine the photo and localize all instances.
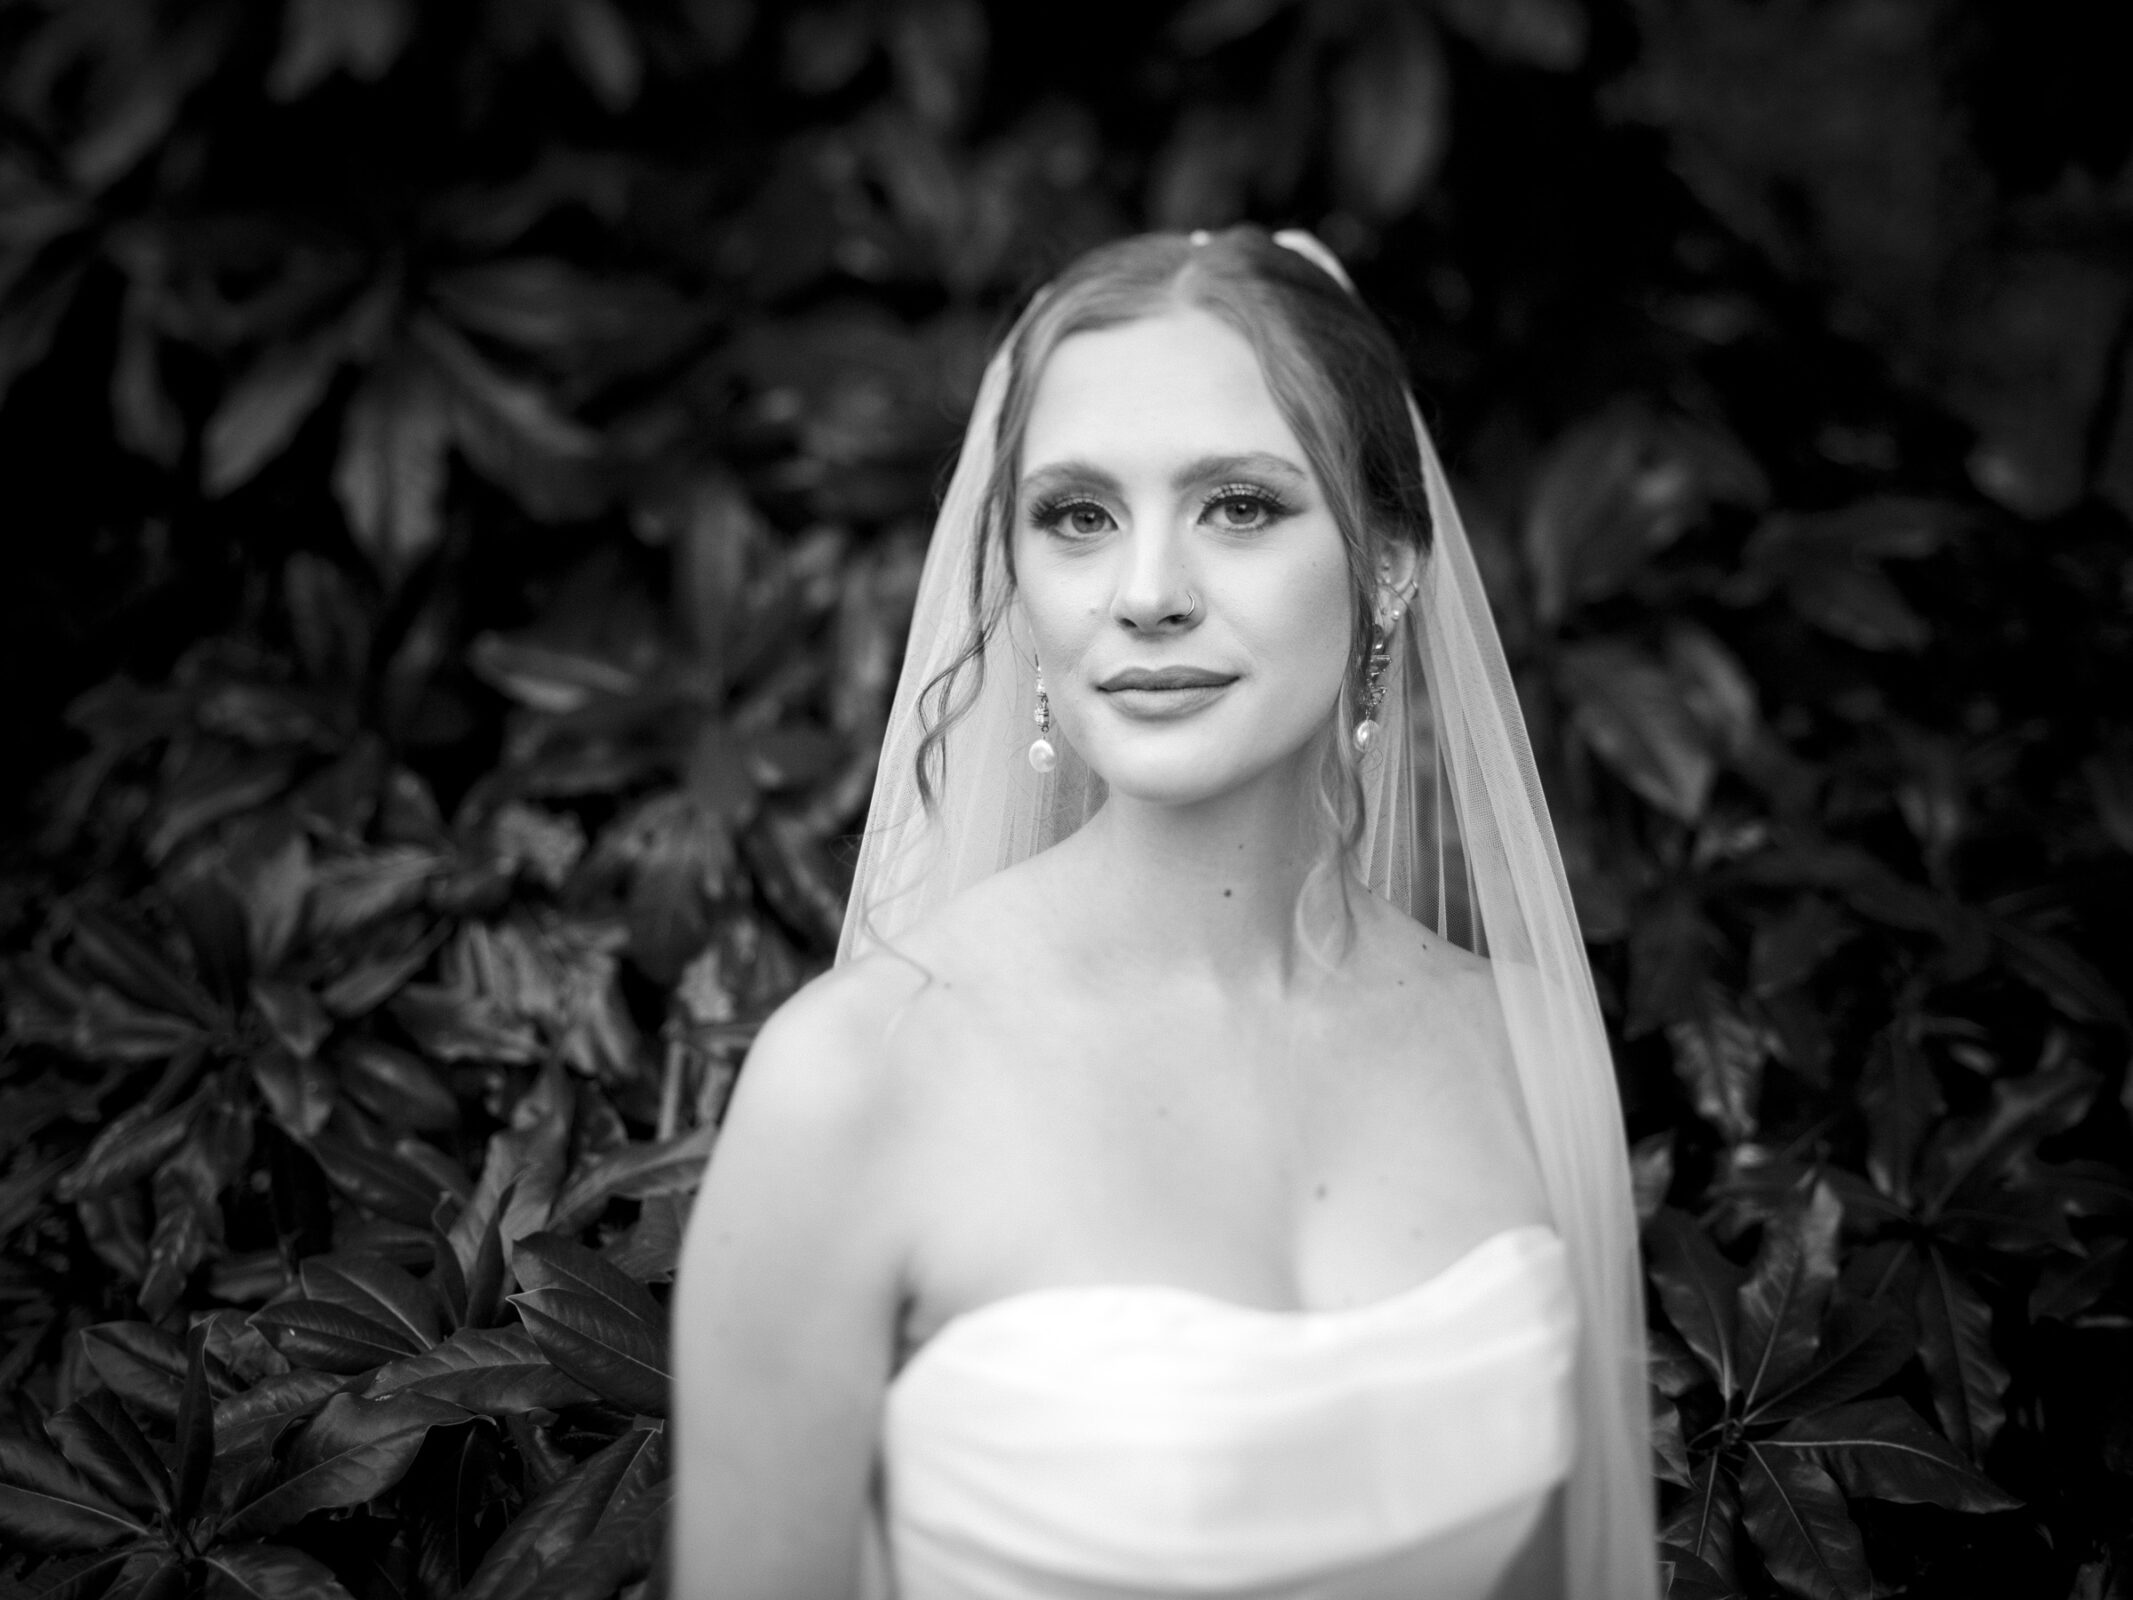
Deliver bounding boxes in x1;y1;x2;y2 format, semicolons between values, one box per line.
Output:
1028;660;1057;772
1354;598;1400;752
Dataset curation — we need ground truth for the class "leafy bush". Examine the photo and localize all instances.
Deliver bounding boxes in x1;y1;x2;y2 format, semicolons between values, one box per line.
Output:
0;2;2128;1598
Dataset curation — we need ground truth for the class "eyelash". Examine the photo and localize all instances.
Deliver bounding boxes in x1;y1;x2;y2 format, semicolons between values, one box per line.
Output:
1026;484;1295;537
1201;483;1293;530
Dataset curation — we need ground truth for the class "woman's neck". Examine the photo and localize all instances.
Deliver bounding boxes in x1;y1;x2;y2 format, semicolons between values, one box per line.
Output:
1042;749;1349;994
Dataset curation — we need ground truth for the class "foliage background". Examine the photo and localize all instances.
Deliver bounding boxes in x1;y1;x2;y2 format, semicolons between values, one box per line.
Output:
0;1;2128;1597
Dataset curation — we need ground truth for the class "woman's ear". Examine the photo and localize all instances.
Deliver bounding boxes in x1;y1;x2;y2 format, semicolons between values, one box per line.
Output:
1374;539;1422;626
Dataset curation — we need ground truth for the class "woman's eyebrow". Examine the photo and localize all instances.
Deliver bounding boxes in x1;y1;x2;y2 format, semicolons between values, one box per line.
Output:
1171;452;1309;490
1018;452;1310;500
1019;460;1120;499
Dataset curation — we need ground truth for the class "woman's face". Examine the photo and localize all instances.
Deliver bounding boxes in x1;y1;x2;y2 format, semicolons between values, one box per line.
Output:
1011;306;1357;808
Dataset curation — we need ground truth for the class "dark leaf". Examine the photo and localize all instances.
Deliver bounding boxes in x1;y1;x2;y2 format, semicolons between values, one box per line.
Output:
421;317;602;524
67;912;220;1029
250;980;331;1059
145;748;297;866
1330;8;1448;220
0;265;87;416
1653;1394;1692;1487
201;1542;357;1600
308;1123;456;1229
1626;893;1717;1038
508;1293;667;1418
141;1100;252;1319
1526;404;1764;624
79;1324;197;1421
428;1201;470;1330
334;354;452;584
1666;1005;1771;1144
42;1392;168;1519
1560;642;1715;823
1657;1457;1739;1590
1648;1324;1705;1399
221;1392;467;1539
546;1124;716;1235
737;816;848;954
603;1191;689;1284
511;1232;664;1328
170;1324;214;1525
1736;1182;1841;1409
1924;1065;2097;1219
1665;626;1758;761
307;849;443;941
334;1041;459;1133
448;1063;573;1274
1858;1031;1940;1211
114;1553;190;1600
213;1370;365;1460
1646;1210;1745;1395
459;1426;664;1600
884;0;987;132
299;1254;441;1353
557;0;643;111
0;1435;147;1552
1658;1544;1740;1600
1738;1445;1869;1600
1784;562;1929;652
517;1474;670;1600
462;1176;512;1331
2030;1238;2127;1323
268;0;413;98
203;330;347;496
251;1048;336;1141
1751;1295;1914;1424
1914;1247;2007;1461
1989;921;2126;1026
7;1551;140;1600
365;1326;595;1415
1770;1400;2020;1511
1433;0;1586;69
64;12;227;190
1170;0;1290;52
318;920;445;1020
78;1191;150;1285
56;1097;198;1205
386;985;540;1064
251;1299;420;1375
1748;898;1853;998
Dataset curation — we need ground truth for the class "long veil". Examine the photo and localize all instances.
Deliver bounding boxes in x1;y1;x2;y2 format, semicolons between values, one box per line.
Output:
836;237;1656;1600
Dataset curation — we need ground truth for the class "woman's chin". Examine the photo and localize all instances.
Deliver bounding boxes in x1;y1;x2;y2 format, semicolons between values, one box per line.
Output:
1073;731;1330;812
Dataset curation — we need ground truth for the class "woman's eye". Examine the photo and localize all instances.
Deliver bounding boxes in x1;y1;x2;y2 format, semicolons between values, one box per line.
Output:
1206;491;1279;531
1034;499;1114;537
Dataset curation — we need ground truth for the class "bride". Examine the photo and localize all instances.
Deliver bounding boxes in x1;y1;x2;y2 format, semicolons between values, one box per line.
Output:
670;227;1655;1600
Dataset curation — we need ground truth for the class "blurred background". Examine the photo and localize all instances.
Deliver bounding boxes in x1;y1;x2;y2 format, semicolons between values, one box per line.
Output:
0;2;2128;1598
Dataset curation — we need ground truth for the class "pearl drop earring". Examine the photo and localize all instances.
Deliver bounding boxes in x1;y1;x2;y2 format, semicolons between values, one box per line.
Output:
1028;661;1057;772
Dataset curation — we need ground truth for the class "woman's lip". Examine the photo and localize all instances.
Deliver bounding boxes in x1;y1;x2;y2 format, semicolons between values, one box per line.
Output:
1099;680;1234;720
1098;668;1237;691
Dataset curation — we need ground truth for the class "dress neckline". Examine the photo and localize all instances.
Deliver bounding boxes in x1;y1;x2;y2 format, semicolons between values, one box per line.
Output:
891;1222;1562;1390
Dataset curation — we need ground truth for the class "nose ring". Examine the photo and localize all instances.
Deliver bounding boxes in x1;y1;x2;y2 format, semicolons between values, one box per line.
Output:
1180;591;1201;622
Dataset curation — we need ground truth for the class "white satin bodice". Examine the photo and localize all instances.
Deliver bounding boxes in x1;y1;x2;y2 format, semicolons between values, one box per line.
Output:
868;1225;1577;1599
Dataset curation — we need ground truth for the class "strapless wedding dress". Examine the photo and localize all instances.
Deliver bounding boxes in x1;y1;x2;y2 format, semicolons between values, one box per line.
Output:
863;1224;1577;1599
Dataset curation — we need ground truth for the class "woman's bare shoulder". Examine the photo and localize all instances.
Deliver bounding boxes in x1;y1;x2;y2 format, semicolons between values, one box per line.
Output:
1352;889;1498;999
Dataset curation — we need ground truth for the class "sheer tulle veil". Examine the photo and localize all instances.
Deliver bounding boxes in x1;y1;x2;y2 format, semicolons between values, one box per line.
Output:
836;230;1656;1599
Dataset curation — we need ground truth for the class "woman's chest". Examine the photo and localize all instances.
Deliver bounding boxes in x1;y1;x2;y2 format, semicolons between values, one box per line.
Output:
887;1000;1546;1359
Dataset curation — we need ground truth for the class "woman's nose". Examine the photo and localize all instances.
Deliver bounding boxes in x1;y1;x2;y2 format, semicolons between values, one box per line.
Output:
1109;522;1199;632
